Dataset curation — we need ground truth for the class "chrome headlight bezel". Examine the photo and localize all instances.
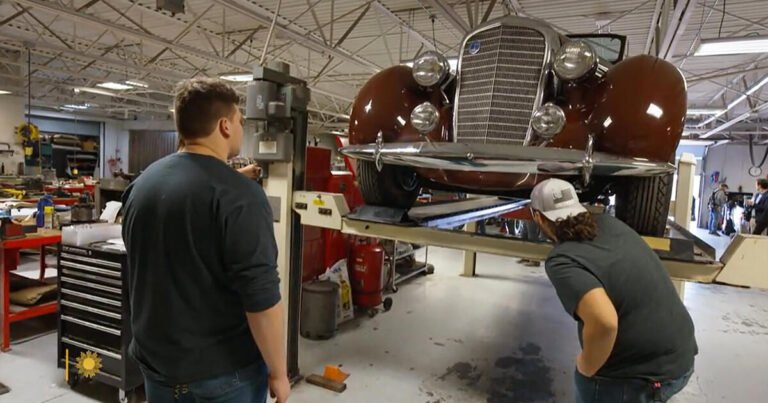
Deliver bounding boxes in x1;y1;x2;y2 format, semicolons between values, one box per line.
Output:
531;102;566;138
410;102;440;133
412;51;450;87
553;41;597;81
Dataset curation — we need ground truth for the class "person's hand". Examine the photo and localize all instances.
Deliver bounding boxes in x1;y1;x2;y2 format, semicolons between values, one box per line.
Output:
237;163;261;179
747;200;754;206
269;374;290;403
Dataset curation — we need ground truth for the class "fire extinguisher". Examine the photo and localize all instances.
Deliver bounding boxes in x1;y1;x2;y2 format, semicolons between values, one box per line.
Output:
349;238;393;317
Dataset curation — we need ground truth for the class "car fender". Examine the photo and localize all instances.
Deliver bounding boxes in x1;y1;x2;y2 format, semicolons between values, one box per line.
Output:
587;54;686;162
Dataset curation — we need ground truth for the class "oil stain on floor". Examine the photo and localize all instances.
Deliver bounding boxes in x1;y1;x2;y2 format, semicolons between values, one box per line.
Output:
487;342;554;403
424;342;555;403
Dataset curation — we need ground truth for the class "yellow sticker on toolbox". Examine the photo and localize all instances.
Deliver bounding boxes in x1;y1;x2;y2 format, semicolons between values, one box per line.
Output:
312;198;326;206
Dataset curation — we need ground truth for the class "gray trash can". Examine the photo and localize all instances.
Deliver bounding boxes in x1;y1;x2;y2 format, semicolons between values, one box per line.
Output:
300;280;339;340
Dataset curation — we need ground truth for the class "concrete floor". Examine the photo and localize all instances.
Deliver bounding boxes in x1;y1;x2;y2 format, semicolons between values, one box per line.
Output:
1;243;767;403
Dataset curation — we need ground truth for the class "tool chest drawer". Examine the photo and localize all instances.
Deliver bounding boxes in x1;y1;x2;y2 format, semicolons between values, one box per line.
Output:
61;336;123;379
57;243;141;393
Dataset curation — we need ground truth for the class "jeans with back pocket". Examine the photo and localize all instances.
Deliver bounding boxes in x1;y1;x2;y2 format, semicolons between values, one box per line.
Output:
574;367;693;403
142;360;268;403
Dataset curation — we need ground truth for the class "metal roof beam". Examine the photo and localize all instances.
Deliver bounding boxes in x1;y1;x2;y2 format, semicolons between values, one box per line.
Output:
1;23;354;104
372;0;435;51
658;0;696;60
0;31;182;84
210;0;381;72
503;0;524;16
699;1;768;31
701;100;768;138
644;0;664;54
423;0;469;34
10;0;232;68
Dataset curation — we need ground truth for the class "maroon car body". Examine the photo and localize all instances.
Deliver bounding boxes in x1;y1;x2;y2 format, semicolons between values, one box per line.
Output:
341;15;686;236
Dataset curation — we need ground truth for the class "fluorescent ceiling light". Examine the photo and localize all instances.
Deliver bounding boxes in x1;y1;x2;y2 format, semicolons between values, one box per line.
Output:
0;90;12;95
695;35;768;56
679;139;715;146
125;80;148;88
97;82;134;90
687;108;724;115
75;86;115;96
62;103;90;110
220;73;253;82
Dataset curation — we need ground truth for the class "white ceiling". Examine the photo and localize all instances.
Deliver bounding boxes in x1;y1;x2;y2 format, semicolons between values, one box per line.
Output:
0;0;766;139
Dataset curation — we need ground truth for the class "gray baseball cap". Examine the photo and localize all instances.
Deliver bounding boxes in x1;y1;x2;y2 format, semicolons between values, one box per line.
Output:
530;179;587;222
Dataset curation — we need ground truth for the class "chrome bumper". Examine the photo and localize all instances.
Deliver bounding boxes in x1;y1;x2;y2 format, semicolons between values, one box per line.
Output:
339;142;675;177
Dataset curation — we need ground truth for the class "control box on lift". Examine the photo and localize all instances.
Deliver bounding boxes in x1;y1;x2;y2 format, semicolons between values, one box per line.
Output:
245;62;310;162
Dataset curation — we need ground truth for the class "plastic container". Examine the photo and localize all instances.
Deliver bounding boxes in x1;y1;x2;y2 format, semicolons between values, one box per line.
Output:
36;195;54;227
61;223;123;246
44;206;54;229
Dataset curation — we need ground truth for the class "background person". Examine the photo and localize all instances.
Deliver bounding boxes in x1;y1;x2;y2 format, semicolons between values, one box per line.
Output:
708;183;729;236
746;178;768;235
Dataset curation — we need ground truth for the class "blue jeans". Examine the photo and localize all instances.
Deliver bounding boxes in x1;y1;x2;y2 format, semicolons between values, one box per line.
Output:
575;368;692;403
142;361;268;403
708;208;721;233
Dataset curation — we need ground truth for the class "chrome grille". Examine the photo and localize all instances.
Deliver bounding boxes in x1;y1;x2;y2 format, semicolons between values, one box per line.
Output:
456;25;546;145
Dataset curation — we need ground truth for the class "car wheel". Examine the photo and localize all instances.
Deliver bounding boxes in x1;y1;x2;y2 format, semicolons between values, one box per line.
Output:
357;161;420;209
512;220;525;237
615;174;673;237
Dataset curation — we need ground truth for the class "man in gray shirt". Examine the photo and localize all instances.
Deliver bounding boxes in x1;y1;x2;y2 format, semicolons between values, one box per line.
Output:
530;179;697;403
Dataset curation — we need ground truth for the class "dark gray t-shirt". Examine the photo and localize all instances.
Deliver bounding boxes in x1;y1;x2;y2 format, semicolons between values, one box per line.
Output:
122;152;280;383
545;214;697;380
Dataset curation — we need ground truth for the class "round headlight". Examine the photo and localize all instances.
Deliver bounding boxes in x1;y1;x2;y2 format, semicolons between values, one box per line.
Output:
412;51;450;87
411;102;440;133
553;41;597;80
531;103;565;138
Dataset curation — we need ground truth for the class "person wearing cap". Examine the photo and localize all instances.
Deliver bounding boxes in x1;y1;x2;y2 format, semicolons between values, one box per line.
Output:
529;178;697;403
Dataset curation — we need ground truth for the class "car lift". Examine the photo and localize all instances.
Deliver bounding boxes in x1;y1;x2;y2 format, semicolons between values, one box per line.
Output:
293;154;768;294
247;64;767;384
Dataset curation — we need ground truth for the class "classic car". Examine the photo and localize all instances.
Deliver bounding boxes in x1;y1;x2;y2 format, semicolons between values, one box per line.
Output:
340;15;686;236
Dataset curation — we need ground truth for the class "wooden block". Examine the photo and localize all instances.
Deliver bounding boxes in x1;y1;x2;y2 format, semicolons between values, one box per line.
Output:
306;374;347;393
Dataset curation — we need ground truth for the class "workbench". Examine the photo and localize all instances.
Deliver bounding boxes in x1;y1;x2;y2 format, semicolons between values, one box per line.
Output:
1;230;62;351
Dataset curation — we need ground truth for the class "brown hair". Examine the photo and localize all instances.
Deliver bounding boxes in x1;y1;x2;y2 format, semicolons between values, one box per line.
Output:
758;178;768;190
173;78;240;140
554;212;598;242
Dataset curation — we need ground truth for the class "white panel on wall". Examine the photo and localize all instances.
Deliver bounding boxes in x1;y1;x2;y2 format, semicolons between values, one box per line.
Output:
103;121;128;175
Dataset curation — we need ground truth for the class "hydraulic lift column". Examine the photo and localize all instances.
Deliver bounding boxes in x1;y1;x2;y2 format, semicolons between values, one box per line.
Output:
245;61;309;381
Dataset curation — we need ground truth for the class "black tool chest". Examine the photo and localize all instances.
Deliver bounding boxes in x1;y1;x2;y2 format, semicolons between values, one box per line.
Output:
56;243;142;401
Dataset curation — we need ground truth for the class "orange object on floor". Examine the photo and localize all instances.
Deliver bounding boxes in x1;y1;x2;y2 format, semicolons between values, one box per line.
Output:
323;365;350;383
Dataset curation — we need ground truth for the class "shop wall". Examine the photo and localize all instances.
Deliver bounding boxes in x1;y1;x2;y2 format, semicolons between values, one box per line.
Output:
103;118;174;175
0;95;27;173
